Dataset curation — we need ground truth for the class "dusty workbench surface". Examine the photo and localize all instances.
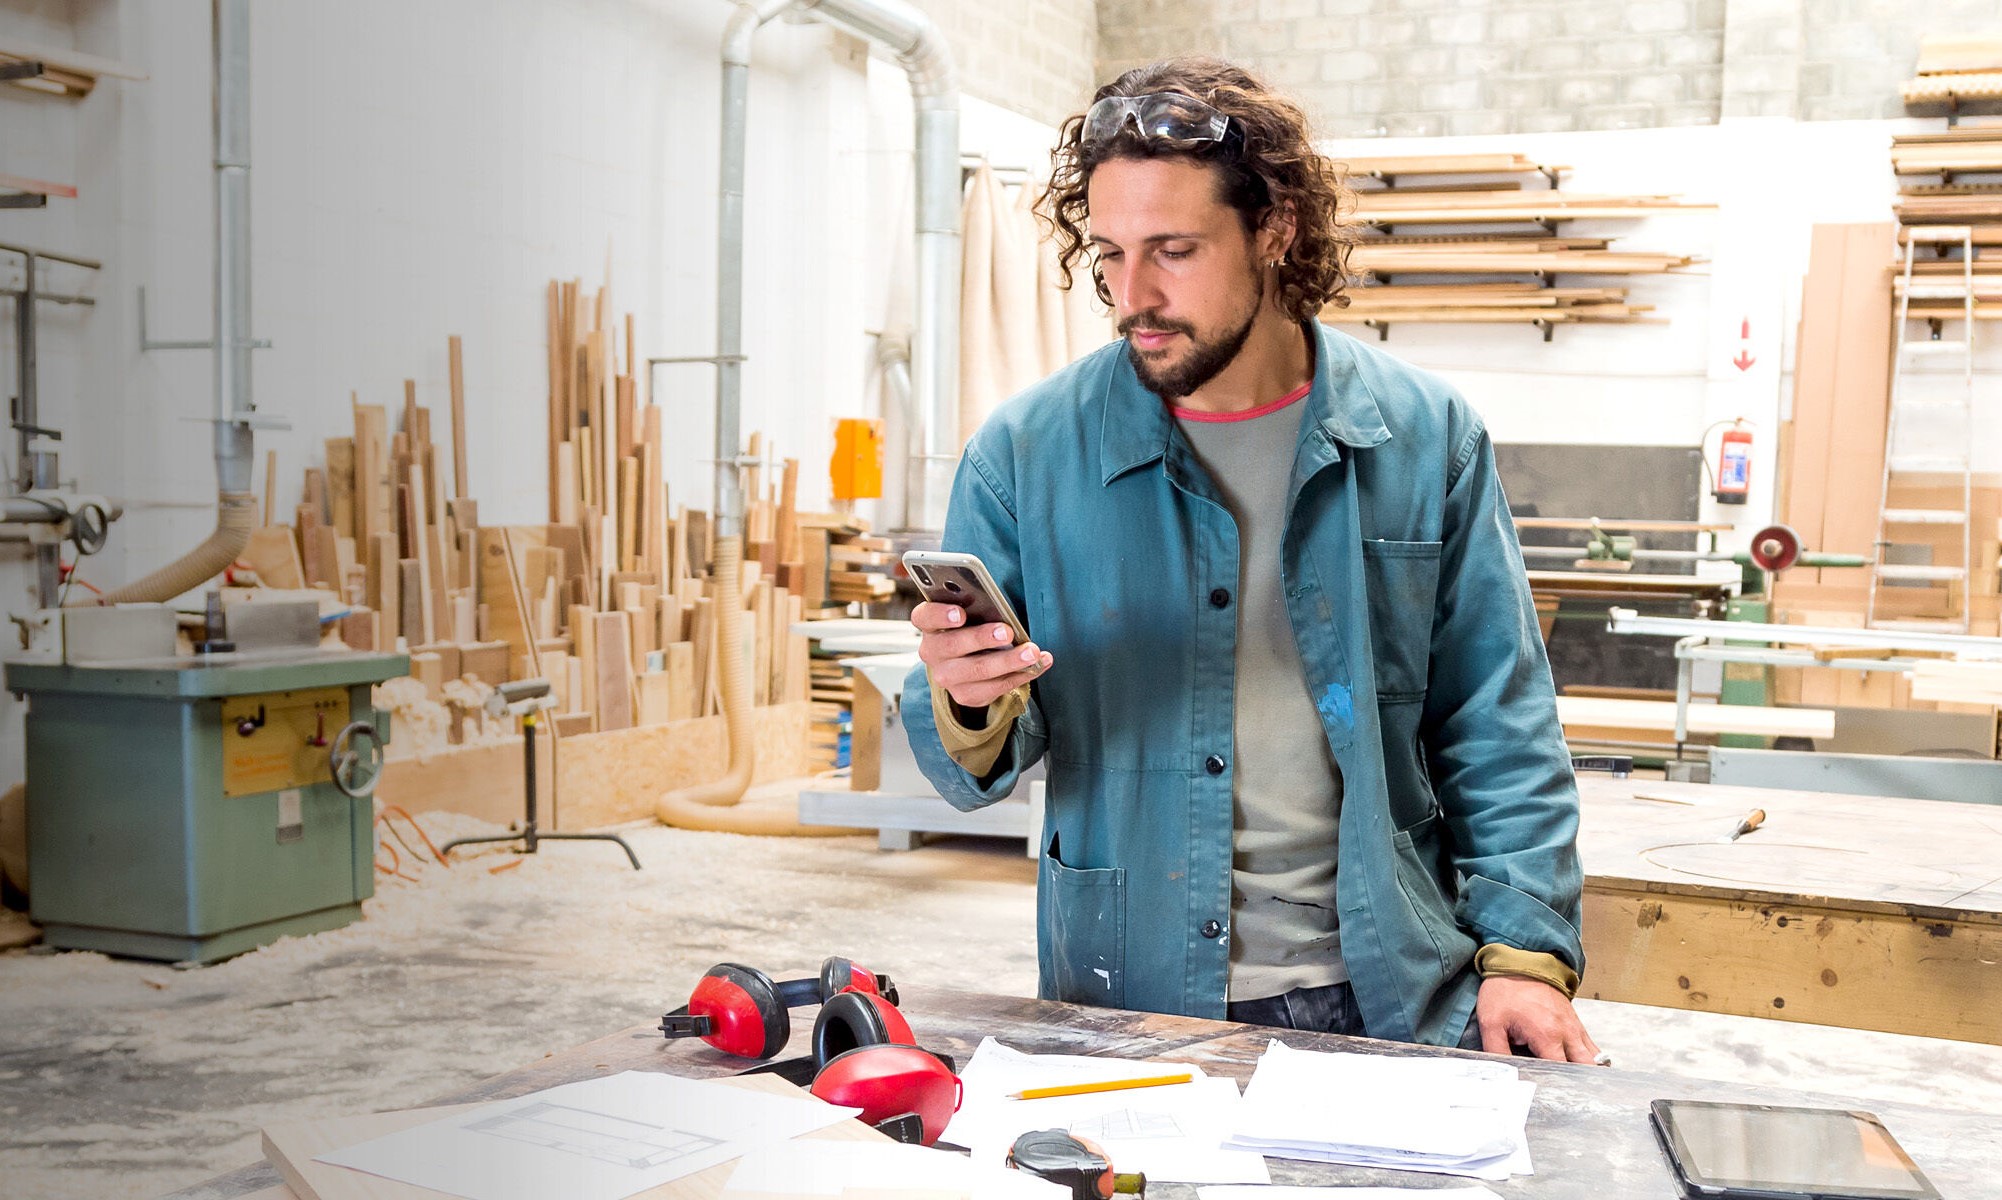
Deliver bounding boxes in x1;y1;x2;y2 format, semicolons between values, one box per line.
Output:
165;984;2002;1199
1574;774;2002;1043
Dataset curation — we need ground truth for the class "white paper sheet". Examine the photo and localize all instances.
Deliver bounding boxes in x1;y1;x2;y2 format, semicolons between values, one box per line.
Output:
941;1038;1270;1185
1198;1187;1503;1200
316;1071;860;1200
1223;1040;1535;1181
723;1140;1070;1198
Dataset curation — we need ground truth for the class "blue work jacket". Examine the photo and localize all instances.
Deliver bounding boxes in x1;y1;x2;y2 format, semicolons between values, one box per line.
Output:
902;321;1584;1046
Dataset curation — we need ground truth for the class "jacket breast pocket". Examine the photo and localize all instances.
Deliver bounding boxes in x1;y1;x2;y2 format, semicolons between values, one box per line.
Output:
1362;539;1443;701
1037;833;1126;1009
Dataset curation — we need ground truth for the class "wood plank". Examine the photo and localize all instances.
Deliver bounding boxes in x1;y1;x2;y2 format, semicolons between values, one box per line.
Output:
592;611;635;732
242;527;305;590
476;527;540;681
1555;695;1835;739
324;438;355;541
352;400;391;547
447;334;468;500
368;532;399;649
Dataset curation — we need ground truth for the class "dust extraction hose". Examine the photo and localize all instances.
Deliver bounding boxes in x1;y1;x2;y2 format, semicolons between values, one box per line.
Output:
93;491;256;605
655;536;855;836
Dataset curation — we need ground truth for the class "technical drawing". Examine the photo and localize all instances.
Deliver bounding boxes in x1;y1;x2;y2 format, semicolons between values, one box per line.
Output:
1071;1107;1185;1141
466;1101;724;1169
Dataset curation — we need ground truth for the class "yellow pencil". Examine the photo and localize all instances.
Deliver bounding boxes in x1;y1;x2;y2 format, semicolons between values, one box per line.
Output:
1007;1072;1194;1100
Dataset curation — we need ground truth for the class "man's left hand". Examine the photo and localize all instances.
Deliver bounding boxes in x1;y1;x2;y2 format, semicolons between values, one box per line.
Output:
1475;975;1601;1063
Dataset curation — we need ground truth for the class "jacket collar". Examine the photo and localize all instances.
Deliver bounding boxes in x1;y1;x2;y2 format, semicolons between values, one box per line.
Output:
1098;320;1392;486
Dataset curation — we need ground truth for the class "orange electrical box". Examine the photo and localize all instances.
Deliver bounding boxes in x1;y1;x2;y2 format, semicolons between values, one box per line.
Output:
831;417;884;501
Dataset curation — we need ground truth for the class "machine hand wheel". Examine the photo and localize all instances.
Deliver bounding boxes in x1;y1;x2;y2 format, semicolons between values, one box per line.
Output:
329;721;384;798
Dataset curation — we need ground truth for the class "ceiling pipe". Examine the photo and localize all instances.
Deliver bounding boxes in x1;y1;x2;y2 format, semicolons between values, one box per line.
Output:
98;0;258;604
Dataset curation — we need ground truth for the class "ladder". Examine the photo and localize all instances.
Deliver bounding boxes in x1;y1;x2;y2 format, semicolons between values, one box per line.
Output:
1869;225;1977;633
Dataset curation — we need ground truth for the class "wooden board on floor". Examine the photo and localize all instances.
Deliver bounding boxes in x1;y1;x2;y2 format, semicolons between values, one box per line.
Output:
260;1076;886;1200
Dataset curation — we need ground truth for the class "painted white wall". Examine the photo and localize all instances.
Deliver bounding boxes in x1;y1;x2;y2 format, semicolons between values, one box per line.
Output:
0;0;1058;786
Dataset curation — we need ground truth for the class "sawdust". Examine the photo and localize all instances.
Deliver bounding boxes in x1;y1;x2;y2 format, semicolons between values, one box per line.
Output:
374;676;514;762
0;783;1038;1200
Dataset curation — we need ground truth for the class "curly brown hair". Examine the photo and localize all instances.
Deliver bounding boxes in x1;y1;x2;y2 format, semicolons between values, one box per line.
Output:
1036;57;1357;319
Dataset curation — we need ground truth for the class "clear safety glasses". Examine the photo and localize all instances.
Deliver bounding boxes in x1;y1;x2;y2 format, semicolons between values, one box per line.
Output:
1081;91;1235;150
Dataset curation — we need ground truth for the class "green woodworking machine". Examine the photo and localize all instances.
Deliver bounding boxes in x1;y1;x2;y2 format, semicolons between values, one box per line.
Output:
4;599;406;964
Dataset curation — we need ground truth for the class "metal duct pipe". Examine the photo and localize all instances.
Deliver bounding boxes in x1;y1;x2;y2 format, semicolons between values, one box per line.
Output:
796;0;960;532
99;0;256;604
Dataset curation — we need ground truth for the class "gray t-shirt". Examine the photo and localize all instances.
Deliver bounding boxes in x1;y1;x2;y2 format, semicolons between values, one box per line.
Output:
1174;385;1347;1001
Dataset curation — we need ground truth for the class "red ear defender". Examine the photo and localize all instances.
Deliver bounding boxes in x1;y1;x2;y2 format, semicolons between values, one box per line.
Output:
666;963;790;1059
810;1044;963;1147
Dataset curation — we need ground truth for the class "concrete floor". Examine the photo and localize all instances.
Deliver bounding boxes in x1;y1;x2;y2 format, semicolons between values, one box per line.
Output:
4;782;2001;1200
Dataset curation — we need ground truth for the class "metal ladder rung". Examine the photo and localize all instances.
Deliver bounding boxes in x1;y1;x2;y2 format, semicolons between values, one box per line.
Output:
1873;564;1967;582
1883;508;1968;524
1903;284;1977;299
1888;455;1971;473
1907;225;1976;242
1901;339;1970;355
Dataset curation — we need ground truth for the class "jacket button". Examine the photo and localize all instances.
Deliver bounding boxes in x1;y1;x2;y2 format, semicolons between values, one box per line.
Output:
1209;587;1230;608
1201;919;1223;939
1204;754;1226;775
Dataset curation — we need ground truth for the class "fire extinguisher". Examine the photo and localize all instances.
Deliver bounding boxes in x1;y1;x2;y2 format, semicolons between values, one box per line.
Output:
1711;419;1753;505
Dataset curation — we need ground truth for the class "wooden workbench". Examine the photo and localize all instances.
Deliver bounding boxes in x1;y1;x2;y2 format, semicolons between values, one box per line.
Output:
1577;776;2002;1044
168;985;2002;1200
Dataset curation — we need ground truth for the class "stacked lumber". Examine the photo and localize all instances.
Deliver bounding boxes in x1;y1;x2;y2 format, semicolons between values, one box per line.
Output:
1319;154;1703;334
1336;152;1558;181
1909;659;2002;705
0;41;146;99
799;514;896;608
1351;189;1709;227
1900;35;2002;109
245;277;848;751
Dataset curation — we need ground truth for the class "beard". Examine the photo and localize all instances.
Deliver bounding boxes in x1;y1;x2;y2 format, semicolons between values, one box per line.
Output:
1120;263;1266;400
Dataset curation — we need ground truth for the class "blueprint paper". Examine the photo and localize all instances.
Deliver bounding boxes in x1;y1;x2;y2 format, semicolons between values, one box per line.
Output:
943;1038;1269;1185
316;1071;859;1200
723;1140;1068;1198
1222;1040;1535;1180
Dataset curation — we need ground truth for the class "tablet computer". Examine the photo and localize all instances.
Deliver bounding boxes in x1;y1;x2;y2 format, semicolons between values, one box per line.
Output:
1650;1099;1941;1200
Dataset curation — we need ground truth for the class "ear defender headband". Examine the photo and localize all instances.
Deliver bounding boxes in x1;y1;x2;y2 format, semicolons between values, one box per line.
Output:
659;957;900;1060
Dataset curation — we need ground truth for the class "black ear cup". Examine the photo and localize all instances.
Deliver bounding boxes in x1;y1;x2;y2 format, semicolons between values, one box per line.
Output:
812;989;916;1066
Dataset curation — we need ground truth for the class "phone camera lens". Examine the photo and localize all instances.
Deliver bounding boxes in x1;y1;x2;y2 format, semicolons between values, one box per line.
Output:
945;580;963;594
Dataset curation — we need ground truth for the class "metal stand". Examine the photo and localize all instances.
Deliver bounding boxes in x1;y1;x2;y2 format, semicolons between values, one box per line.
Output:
440;683;640;869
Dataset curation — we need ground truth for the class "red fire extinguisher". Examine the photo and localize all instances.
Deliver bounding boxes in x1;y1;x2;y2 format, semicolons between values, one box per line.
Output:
1712;420;1753;505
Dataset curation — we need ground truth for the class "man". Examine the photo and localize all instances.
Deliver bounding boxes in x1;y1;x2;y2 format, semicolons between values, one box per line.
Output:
901;58;1600;1062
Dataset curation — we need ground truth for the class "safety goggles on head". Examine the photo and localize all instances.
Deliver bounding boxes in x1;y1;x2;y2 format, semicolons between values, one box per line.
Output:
1082;91;1235;149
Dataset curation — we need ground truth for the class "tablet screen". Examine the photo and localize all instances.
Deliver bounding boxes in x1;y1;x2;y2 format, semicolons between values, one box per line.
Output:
1652;1100;1940;1199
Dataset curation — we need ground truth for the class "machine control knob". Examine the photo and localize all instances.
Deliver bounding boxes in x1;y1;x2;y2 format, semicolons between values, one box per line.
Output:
236;705;267;737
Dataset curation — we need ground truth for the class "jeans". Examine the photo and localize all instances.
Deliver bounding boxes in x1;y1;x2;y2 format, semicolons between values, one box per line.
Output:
1227;981;1484;1050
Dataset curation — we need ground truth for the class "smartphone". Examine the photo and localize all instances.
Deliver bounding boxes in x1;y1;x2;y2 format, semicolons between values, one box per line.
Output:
902;551;1029;646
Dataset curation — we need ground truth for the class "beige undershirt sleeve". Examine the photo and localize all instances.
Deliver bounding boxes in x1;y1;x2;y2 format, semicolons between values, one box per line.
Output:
929;681;1029;778
1474;944;1581;999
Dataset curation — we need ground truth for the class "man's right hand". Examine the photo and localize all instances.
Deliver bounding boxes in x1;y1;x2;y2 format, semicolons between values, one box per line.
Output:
912;601;1054;714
